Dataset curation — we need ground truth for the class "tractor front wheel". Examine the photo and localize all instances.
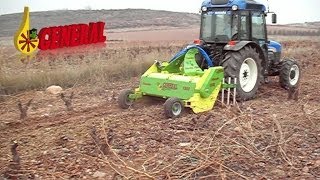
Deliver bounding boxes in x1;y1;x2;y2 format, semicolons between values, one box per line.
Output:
279;59;300;89
118;89;134;109
164;97;184;119
221;46;263;101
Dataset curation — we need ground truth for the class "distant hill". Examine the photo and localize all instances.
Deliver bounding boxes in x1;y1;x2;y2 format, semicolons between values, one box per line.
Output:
0;9;200;37
0;9;319;38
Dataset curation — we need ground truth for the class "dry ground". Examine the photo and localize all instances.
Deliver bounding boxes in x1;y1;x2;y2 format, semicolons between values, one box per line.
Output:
108;28;199;41
0;36;320;179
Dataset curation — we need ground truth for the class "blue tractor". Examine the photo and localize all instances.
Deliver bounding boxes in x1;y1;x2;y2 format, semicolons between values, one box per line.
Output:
197;0;300;101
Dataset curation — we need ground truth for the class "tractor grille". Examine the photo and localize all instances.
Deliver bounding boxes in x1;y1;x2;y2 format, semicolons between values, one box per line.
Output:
211;0;228;5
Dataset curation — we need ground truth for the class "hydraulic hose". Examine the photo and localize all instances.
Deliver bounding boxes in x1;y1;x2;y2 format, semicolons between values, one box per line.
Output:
169;45;214;67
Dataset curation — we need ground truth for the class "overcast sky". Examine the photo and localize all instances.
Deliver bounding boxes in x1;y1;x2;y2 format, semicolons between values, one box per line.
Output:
0;0;319;24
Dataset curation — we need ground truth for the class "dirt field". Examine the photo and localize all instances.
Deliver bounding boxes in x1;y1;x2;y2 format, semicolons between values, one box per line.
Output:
0;32;320;179
108;28;199;41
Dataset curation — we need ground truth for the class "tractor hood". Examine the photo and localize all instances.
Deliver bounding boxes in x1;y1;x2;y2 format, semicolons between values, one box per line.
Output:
268;40;282;53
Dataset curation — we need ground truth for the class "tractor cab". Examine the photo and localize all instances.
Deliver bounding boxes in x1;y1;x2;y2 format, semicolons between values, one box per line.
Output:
200;0;268;45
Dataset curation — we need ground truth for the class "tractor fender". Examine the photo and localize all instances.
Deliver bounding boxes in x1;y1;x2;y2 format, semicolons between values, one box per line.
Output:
223;41;267;67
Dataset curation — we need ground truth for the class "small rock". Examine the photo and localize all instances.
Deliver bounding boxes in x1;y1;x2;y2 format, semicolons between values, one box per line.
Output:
41;113;50;117
43;151;48;155
271;169;286;177
179;142;191;147
46;85;63;95
234;126;242;132
257;162;266;167
315;160;320;167
62;148;71;153
60;135;70;141
302;166;309;173
92;171;106;178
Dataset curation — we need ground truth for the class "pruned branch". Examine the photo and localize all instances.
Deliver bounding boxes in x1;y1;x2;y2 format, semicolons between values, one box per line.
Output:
4;141;21;179
17;99;33;119
90;126;108;155
288;85;299;101
11;141;21;168
60;92;74;111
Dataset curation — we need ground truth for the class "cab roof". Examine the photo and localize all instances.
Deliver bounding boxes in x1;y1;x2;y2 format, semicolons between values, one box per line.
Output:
202;0;267;12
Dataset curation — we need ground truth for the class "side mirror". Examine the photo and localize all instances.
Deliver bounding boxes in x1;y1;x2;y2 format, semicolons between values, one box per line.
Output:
272;14;277;24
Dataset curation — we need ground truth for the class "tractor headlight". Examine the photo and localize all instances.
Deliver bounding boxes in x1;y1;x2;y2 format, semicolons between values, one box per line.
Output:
232;5;238;11
201;6;208;12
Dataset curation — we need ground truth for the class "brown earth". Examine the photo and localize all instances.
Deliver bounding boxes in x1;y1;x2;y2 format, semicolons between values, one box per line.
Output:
108;28;199;42
0;33;320;179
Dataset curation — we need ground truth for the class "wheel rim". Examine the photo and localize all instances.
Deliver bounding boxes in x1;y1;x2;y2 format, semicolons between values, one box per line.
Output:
289;64;300;86
172;102;182;116
239;58;258;93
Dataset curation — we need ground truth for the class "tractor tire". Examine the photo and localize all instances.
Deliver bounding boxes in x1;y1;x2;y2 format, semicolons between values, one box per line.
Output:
221;46;263;101
164;97;184;119
279;59;300;89
118;89;134;109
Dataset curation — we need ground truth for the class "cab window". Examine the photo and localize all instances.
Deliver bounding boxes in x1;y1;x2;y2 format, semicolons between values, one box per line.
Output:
251;12;266;40
240;11;249;40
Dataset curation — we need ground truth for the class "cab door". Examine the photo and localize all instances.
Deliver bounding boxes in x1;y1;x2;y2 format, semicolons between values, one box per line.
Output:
251;11;269;74
239;11;250;40
251;12;268;46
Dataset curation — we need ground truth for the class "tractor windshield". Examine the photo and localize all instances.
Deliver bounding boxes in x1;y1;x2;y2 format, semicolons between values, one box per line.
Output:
200;11;238;42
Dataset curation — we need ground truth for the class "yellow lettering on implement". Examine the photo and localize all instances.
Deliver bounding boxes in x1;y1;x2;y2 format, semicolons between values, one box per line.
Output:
162;83;177;90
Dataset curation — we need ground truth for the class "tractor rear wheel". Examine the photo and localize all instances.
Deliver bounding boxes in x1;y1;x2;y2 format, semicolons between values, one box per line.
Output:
279;59;300;89
118;89;134;109
221;46;263;101
164;97;184;119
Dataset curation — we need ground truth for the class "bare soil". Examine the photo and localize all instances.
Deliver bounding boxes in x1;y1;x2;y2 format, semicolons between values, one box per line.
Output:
0;39;320;179
108;28;199;42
